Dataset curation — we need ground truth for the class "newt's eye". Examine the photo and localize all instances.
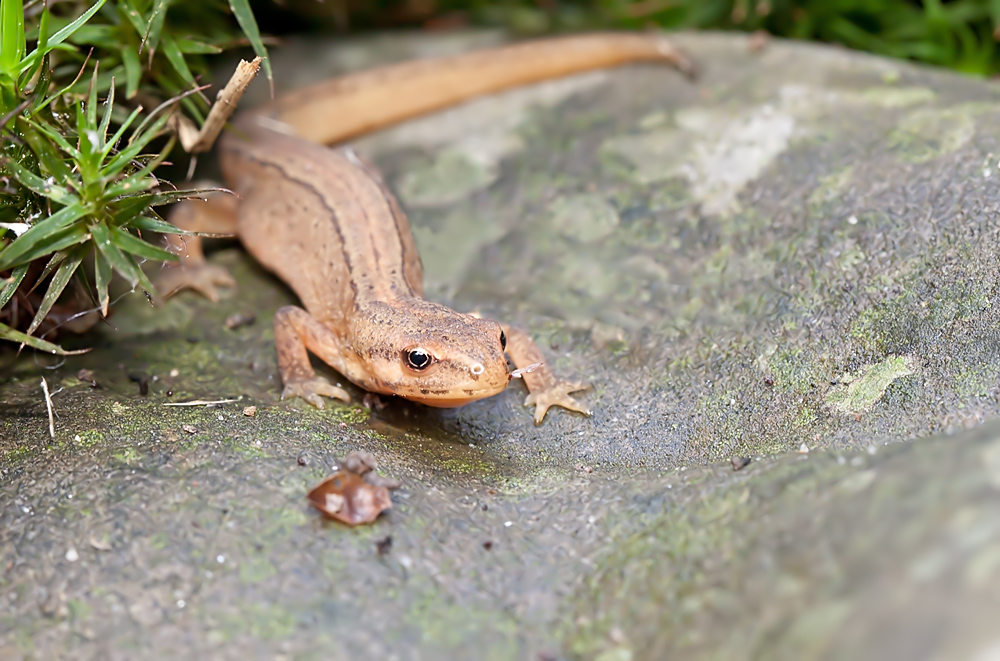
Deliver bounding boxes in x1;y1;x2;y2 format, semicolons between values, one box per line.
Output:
403;347;434;372
499;330;507;351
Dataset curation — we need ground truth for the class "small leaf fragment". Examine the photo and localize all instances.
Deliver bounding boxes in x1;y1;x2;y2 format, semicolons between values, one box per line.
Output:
306;471;393;525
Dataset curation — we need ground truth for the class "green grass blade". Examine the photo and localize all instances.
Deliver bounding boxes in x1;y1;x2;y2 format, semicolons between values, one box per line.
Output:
147;187;231;209
26;52;52;116
160;34;197;89
20;0;109;75
0;0;26;77
141;0;168;55
19;4;49;90
120;0;145;35
26;245;85;336
108;225;177;262
30;249;67;291
0;203;88;270
110;194;154;225
132;210;194;235
124;252;154;292
19;120;73;181
228;0;272;93
26;116;77;156
120;44;140;99
3;223;90;271
84;63;99;135
2;157;76;204
36;4;49;55
68;23;118;48
93;250;111;315
103;104;142;155
99;76;115;145
0;263;27;308
0;321;85;354
92;221;141;288
103;110;171;175
102;172;157;200
175;38;222;55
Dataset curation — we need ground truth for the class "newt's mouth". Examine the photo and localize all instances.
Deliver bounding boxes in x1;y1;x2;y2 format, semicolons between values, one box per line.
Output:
405;379;509;408
409;392;497;408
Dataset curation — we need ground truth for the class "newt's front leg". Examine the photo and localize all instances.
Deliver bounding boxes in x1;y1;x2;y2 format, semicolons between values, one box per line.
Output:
501;324;591;424
156;191;239;301
274;306;351;408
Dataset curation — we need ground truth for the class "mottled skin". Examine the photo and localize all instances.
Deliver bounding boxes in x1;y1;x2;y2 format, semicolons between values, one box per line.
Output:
158;33;692;422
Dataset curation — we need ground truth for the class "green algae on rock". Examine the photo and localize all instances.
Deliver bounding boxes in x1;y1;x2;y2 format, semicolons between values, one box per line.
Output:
826;355;917;415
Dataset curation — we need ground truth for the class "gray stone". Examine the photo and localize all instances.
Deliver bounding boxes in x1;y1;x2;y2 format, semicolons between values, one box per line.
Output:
4;30;1000;659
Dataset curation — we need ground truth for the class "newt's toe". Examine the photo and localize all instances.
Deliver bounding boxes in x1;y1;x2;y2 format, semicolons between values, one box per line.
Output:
281;377;351;408
525;380;591;424
156;263;236;302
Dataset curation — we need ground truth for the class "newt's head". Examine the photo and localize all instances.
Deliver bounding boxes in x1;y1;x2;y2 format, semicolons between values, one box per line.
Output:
351;302;510;407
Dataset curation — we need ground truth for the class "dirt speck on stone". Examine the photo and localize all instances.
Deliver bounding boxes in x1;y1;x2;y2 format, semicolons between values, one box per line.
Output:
376;535;393;556
224;312;256;330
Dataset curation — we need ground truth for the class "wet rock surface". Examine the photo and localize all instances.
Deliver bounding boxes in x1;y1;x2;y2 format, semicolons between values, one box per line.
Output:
4;31;1000;659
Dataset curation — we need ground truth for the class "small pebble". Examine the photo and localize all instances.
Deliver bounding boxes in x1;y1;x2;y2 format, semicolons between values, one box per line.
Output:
225;312;256;330
169;369;179;377
731;456;752;471
242;406;257;417
798;443;810;454
65;547;79;562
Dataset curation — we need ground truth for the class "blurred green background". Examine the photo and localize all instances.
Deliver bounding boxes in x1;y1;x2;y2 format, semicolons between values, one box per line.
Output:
270;0;1000;77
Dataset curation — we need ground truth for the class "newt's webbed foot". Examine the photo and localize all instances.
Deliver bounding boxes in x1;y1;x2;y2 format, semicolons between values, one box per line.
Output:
281;376;351;409
156;263;236;302
524;380;591;425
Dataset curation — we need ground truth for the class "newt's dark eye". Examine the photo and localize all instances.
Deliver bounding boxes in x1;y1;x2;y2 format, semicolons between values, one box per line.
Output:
499;330;507;351
404;347;434;372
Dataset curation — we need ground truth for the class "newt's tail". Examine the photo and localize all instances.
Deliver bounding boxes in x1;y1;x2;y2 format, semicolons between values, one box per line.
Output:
258;33;693;146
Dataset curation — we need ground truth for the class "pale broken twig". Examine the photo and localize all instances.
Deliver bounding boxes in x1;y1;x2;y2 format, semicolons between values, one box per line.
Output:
173;57;262;153
163;398;242;407
40;377;54;439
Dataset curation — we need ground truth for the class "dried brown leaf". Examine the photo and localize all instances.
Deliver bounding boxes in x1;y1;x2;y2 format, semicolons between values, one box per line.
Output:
306;471;392;525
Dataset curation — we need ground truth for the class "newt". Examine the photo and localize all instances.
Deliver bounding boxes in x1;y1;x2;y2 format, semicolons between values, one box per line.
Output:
158;33;693;423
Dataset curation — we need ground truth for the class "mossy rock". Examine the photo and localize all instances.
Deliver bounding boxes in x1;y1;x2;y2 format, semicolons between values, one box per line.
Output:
3;30;1000;658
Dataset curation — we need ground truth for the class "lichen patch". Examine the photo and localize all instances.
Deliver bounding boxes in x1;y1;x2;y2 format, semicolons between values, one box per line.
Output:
826;355;916;415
